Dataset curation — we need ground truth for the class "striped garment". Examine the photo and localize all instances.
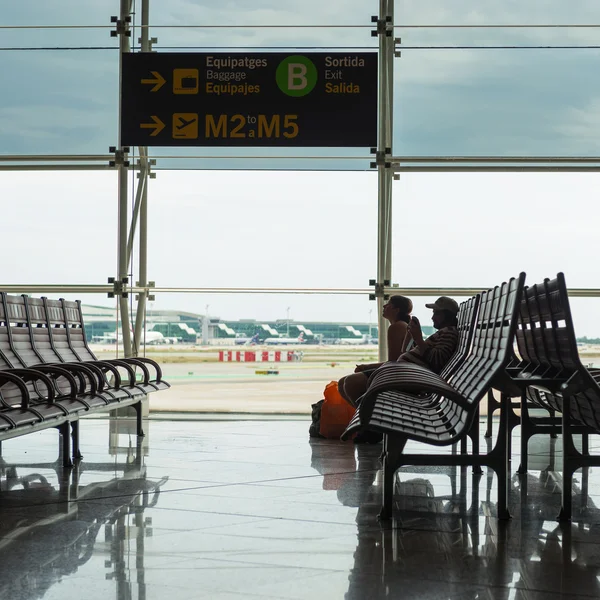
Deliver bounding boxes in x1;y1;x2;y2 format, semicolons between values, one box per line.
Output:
399;326;459;374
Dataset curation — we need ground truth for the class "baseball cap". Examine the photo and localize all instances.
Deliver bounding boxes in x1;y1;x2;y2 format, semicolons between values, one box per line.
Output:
425;296;460;315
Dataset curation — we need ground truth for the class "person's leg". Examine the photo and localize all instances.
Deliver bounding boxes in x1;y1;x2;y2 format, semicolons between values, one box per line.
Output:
340;372;384;444
339;372;369;407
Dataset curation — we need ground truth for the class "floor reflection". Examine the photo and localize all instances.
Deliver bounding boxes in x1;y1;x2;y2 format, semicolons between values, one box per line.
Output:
310;436;600;600
0;422;166;600
2;419;600;599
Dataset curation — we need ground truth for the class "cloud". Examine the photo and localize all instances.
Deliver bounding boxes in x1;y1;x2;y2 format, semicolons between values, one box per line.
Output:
3;0;600;158
553;97;600;153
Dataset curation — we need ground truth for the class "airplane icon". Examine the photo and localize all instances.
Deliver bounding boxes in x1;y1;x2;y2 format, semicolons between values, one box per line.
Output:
176;116;196;130
172;113;199;139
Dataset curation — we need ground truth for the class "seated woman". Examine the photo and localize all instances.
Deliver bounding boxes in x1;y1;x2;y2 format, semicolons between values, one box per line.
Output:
338;295;413;408
340;296;460;444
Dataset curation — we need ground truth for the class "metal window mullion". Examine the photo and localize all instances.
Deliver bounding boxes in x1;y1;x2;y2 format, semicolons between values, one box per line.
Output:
133;0;152;358
117;0;134;357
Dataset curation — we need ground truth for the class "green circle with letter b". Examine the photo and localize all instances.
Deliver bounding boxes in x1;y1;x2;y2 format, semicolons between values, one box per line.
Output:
276;55;318;97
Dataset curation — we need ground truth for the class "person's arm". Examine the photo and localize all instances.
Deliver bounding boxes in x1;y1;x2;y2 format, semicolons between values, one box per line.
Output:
420;328;459;373
354;362;382;373
401;328;413;353
407;317;428;353
387;321;408;362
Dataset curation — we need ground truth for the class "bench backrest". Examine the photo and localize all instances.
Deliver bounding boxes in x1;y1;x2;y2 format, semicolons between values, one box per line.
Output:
516;273;582;377
514;274;600;431
447;273;526;406
0;294;34;369
62;299;97;362
440;294;480;380
42;297;83;362
22;296;71;365
0;294;52;406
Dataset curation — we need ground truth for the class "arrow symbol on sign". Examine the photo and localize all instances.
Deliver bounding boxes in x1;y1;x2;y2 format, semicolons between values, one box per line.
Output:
140;116;165;136
141;71;166;92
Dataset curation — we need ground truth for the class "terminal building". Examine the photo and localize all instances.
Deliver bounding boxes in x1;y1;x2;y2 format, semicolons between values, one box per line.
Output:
81;303;435;344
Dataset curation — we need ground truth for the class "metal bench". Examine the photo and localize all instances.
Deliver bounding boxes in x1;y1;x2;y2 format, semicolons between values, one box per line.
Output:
342;273;526;520
0;293;170;468
506;273;600;520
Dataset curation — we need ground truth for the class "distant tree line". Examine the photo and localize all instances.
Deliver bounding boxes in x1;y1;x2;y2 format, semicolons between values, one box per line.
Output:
577;337;600;344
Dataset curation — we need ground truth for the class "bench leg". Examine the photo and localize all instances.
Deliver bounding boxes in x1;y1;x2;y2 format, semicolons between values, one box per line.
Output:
59;422;73;469
488;393;511;520
558;401;577;522
484;389;497;438
499;395;511;520
379;434;407;521
582;466;589;514
549;409;558;439
71;421;83;461
134;401;145;437
517;392;530;475
136;435;144;467
469;409;483;475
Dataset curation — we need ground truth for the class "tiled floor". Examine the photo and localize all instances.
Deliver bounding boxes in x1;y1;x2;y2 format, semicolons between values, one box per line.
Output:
1;416;600;599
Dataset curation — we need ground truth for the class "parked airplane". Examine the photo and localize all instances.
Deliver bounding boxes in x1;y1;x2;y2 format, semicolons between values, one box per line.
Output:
234;333;260;346
91;325;166;345
264;332;305;345
338;336;367;345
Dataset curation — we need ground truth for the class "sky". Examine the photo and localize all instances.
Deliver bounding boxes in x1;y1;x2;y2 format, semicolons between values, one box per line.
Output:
2;1;600;334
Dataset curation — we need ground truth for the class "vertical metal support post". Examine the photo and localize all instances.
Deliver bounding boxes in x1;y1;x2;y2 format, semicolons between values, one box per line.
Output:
376;0;394;362
384;0;394;297
117;0;134;357
133;0;151;358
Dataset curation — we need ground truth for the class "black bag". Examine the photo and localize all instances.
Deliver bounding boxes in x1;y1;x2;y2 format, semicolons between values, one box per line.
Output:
309;399;325;438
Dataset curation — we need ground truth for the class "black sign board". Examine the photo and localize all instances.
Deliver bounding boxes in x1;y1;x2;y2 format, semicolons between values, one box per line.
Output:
121;52;377;147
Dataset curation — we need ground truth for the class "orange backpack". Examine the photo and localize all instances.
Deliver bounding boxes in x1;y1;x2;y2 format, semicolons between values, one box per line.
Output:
319;381;356;439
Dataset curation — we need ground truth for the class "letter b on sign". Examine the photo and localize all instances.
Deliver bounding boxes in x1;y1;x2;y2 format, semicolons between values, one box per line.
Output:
276;55;317;97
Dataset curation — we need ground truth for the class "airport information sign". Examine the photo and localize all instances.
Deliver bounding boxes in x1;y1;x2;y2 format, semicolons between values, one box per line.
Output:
121;52;377;147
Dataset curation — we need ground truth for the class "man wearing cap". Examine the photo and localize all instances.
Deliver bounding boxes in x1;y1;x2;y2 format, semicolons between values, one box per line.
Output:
398;296;460;374
338;297;460;410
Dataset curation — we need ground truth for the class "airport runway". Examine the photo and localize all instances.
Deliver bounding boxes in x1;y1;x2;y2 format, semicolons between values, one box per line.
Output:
90;344;600;415
149;362;351;413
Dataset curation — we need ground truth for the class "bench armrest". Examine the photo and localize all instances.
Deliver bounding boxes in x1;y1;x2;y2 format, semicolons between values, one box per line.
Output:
0;369;57;407
74;361;108;392
57;362;101;395
45;363;99;396
84;360;123;389
561;370;592;396
118;357;164;383
109;358;151;385
104;359;139;387
366;363;469;409
33;365;84;398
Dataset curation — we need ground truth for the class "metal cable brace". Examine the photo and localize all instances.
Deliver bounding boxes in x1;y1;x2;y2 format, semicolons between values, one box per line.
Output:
395;37;402;58
369;279;391;301
135;281;156;302
138;36;158;51
137;158;157;179
110;15;131;38
370;148;392;170
371;15;393;38
108;277;129;298
109;146;130;168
